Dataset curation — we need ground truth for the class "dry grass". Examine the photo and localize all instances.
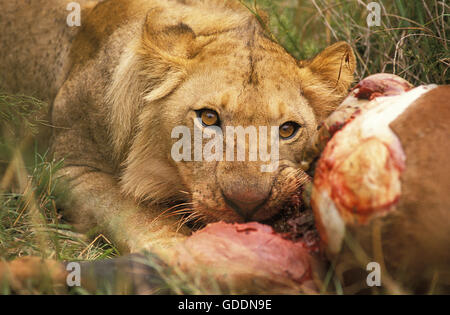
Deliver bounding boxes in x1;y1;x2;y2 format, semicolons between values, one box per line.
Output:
0;94;118;286
245;0;449;85
1;0;448;294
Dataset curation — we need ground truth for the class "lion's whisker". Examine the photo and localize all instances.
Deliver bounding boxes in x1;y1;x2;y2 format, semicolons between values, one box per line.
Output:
151;202;194;224
175;210;207;231
160;208;194;220
175;212;201;232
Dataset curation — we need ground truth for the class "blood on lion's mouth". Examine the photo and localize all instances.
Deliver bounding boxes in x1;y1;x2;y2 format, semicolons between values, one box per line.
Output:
188;184;320;249
264;185;320;249
173;186;322;292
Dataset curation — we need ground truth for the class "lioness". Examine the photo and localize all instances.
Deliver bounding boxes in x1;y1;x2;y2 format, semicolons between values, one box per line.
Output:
0;0;355;253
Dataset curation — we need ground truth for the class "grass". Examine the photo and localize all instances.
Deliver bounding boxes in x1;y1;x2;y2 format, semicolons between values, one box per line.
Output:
0;0;449;294
244;0;449;85
0;93;119;293
0;154;119;262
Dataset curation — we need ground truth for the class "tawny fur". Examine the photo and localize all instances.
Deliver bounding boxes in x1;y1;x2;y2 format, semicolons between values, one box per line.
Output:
0;0;355;253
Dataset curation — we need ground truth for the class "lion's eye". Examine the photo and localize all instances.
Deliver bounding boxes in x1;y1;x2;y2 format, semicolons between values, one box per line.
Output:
198;109;220;127
279;122;300;139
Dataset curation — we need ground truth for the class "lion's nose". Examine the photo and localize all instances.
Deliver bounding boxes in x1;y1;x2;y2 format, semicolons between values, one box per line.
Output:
222;189;269;221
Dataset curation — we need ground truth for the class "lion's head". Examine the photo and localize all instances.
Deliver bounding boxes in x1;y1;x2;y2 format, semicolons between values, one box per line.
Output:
109;1;356;224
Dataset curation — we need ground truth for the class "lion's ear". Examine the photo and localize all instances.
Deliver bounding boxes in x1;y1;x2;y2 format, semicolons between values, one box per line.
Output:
137;9;210;102
298;42;356;121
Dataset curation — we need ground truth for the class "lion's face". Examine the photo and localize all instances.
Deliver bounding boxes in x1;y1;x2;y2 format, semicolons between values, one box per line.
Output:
162;46;318;223
119;9;356;224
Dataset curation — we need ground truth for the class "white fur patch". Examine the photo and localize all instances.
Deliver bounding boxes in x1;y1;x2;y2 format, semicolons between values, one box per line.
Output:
315;190;345;255
313;84;437;254
359;85;437;142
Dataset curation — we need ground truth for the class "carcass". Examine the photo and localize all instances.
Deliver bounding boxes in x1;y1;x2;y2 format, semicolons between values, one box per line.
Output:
2;74;449;295
305;74;450;293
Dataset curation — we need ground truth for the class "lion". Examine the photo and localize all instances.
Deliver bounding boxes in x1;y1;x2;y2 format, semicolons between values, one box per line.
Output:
0;0;356;254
